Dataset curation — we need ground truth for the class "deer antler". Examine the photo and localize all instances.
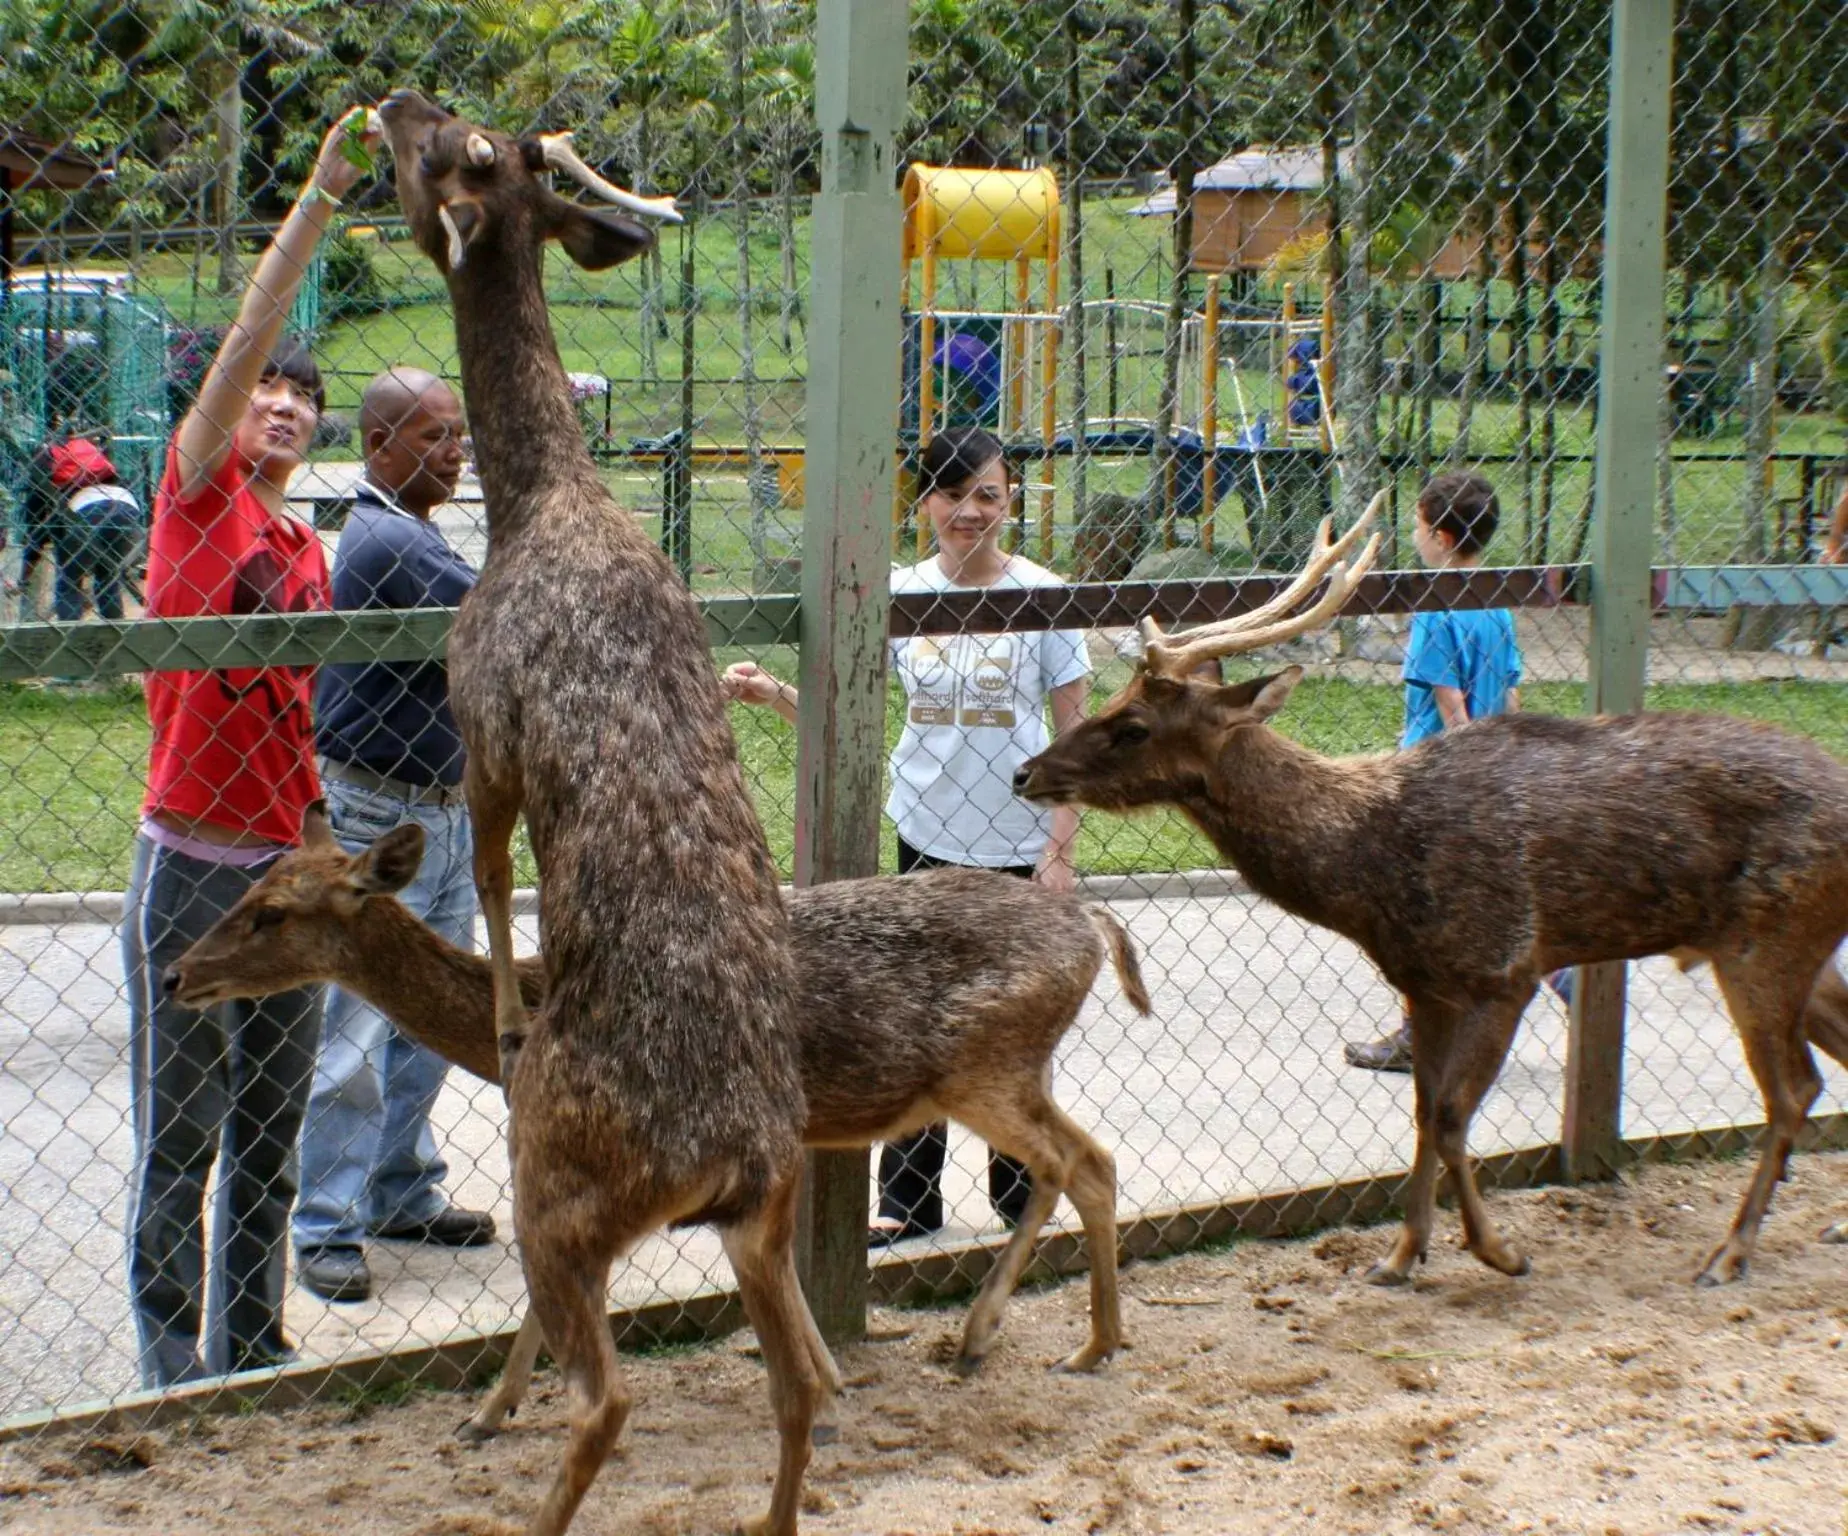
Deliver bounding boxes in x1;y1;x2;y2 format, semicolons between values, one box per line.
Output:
536;133;684;224
1140;491;1385;678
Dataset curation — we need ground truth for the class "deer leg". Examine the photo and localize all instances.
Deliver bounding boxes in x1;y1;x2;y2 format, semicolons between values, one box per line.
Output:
1808;964;1848;1243
1046;1111;1123;1373
957;1094;1123;1374
466;765;527;1083
1696;955;1827;1286
1801;960;1848;1069
719;1172;820;1536
458;1304;544;1445
785;1252;843;1446
519;1238;631;1536
1366;999;1452;1286
1429;993;1530;1278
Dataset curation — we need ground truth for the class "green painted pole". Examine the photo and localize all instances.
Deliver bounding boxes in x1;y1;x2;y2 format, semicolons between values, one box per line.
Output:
1565;0;1674;1183
791;0;909;1343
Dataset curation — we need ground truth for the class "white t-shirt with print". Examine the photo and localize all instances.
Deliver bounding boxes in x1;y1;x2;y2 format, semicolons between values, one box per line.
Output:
885;555;1092;867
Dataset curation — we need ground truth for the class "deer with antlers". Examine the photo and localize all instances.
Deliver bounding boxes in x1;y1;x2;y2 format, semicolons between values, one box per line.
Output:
375;91;816;1536
162;809;1143;1432
1017;497;1848;1289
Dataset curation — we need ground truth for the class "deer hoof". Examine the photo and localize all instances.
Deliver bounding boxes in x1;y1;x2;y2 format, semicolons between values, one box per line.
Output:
1820;1221;1848;1245
949;1350;989;1378
810;1418;840;1448
455;1414;500;1445
1477;1245;1531;1278
1363;1262;1413;1288
1694;1248;1746;1287
1051;1344;1116;1374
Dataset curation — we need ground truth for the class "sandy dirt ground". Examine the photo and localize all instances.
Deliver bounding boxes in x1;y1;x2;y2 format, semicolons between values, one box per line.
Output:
4;1153;1846;1536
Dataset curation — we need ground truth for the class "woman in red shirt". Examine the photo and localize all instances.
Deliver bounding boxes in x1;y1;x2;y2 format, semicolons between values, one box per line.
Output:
121;109;381;1386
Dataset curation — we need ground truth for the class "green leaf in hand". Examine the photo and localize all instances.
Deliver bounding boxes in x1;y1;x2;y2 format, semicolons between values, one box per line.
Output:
340;111;377;176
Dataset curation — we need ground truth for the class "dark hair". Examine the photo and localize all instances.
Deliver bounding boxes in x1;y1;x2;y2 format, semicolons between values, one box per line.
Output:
1417;470;1499;556
261;335;326;416
917;426;1009;498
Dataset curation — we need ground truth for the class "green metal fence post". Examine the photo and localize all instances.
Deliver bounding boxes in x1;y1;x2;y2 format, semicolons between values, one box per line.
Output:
1565;0;1674;1183
792;0;909;1343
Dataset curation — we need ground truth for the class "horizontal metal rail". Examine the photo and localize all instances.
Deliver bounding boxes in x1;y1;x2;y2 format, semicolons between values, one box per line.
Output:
5;567;1847;682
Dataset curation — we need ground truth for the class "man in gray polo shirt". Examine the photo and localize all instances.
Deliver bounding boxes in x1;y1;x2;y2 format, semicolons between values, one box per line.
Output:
295;367;492;1303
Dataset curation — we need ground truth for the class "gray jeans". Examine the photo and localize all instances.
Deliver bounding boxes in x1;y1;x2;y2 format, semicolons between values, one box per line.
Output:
121;834;324;1386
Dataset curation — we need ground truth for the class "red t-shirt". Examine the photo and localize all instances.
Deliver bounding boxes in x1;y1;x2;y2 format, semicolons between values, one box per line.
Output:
141;436;330;845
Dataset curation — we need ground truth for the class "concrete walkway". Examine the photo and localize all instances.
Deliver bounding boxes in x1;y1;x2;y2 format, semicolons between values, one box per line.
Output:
4;885;1838;1425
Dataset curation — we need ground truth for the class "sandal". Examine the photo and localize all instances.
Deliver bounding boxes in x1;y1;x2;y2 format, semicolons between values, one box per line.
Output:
867;1219;930;1249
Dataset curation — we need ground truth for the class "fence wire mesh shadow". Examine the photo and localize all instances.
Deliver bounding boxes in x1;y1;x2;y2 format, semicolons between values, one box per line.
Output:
0;0;1844;1439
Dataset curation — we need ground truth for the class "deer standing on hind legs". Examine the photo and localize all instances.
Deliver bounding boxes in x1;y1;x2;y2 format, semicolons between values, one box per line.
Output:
376;91;824;1536
1017;498;1848;1290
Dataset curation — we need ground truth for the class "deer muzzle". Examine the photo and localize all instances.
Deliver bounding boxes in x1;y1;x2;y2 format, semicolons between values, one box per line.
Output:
1013;761;1064;805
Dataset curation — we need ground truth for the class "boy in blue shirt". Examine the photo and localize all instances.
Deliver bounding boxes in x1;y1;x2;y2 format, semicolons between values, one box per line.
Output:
1397;472;1522;750
1345;471;1561;1072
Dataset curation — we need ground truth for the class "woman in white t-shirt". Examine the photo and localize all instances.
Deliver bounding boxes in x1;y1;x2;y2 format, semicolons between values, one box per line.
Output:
722;427;1092;1245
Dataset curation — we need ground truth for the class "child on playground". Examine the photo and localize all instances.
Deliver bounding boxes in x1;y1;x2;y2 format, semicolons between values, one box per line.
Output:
1343;469;1569;1073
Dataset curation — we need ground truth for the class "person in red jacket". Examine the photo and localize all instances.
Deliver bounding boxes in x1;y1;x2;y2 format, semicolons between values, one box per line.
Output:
121;108;382;1387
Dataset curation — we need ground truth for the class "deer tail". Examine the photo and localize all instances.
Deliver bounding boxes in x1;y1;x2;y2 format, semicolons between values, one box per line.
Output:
1087;907;1152;1016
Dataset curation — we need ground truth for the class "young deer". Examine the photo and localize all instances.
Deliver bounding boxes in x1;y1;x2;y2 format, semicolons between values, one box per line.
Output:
375;91;815;1535
1017;500;1848;1290
163;810;1144;1429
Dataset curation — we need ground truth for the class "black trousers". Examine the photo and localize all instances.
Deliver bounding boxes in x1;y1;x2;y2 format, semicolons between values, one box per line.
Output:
876;838;1034;1231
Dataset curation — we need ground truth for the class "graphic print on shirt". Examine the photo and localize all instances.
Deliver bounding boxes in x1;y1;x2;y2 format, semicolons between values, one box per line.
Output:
962;638;1019;728
904;634;1021;730
906;638;957;726
217;536;322;723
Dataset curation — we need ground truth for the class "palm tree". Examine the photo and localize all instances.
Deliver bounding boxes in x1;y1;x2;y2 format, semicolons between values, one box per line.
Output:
754;30;814;358
147;0;322;294
604;0;722;382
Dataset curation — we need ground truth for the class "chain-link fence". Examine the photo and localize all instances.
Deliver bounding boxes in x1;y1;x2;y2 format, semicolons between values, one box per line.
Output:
0;0;1844;1438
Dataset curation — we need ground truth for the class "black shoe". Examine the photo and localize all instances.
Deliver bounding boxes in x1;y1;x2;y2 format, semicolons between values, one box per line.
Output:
1343;1024;1414;1073
229;1336;300;1374
298;1245;373;1303
867;1219;934;1250
370;1206;497;1248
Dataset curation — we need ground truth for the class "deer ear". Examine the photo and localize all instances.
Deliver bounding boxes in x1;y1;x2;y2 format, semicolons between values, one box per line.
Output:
301;800;335;849
352;824;426;895
541;187;655;270
1213;665;1304;723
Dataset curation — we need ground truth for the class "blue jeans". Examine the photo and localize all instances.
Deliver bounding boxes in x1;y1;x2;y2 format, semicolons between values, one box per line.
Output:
52;505;138;620
292;775;476;1255
122;836;324;1386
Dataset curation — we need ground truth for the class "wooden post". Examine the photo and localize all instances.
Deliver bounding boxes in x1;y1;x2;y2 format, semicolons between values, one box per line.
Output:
1201;273;1221;553
1038;216;1061;563
1564;0;1673;1184
1280;282;1297;437
792;0;909;1343
1105;266;1120;422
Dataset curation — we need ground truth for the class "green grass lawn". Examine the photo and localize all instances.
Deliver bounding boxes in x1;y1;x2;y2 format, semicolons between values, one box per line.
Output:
8;667;1847;897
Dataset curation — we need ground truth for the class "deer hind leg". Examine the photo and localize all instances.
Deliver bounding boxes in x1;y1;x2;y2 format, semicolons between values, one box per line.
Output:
953;1091;1122;1374
1366;996;1457;1286
458;1303;544;1445
1802;960;1848;1244
1430;992;1531;1278
519;1234;632;1536
1697;952;1828;1286
719;1171;821;1536
787;1250;843;1446
465;762;527;1083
